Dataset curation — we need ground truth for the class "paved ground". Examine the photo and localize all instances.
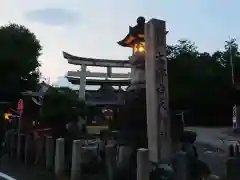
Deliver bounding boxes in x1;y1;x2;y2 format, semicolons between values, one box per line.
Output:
195;142;226;179
186;127;240;179
0;156;54;180
186;127;240;152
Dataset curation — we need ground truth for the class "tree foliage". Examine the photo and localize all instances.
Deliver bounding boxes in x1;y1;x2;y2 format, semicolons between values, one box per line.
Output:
167;38;239;126
0;23;42;102
39;87;86;126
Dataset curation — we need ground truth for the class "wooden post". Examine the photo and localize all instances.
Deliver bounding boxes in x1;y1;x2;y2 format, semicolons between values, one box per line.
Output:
106;145;117;180
137;148;150;180
46;136;54;170
54;138;65;177
145;18;171;163
71;140;83;180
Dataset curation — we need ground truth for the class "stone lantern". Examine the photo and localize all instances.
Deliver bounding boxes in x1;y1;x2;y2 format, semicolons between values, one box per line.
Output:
118;16;146;89
116;17;148;151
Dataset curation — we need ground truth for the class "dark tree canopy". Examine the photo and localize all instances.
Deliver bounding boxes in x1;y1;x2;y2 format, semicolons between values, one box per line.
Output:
0;23;42;102
39;87;86;127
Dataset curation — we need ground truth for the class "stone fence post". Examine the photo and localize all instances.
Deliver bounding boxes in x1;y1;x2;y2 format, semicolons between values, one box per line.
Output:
172;151;188;180
55;138;65;178
17;134;26;162
24;134;34;164
106;144;117;180
5;130;12;157
71;140;83;180
137;148;150;180
46;136;54;170
34;136;45;166
117;145;132;169
10;133;17;158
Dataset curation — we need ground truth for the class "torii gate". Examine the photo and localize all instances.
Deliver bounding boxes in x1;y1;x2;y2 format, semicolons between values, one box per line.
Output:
63;51;131;100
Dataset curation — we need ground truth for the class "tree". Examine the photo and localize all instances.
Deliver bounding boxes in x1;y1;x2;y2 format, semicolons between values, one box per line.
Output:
167;39;233;126
0;23;42;102
39;87;86;127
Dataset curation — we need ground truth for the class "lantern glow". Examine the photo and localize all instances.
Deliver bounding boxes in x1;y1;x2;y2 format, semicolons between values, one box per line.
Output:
133;41;145;54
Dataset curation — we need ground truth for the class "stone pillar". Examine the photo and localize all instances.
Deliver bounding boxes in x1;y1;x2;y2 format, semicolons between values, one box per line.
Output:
46;136;54;170
145;19;171;163
137;148;150;180
25;134;34;164
106;145;117;180
54;138;65;177
79;64;86;100
71;140;83;180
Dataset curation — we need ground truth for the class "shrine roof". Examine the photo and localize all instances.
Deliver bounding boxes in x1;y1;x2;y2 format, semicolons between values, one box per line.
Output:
85;85;125;105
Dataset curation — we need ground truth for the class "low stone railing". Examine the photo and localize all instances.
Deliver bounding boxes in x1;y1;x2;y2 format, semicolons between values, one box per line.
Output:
6;130;224;180
6;131;150;180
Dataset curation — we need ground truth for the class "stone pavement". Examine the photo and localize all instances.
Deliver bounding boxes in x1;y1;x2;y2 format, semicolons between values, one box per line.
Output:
196;142;227;179
186;127;240;152
0;156;54;180
185;126;240;179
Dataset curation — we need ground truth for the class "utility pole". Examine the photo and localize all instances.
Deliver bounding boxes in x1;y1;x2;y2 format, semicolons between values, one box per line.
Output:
229;37;239;131
229;37;235;85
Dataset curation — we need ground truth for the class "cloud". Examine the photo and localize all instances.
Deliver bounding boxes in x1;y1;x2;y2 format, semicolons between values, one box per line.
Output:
25;8;79;26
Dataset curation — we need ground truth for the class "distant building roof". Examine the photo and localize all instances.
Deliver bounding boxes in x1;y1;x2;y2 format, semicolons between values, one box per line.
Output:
85;85;125;106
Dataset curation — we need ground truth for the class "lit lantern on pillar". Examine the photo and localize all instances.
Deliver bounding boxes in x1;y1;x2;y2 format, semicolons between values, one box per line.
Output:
118;16;145;56
118;16;146;88
116;16;148;151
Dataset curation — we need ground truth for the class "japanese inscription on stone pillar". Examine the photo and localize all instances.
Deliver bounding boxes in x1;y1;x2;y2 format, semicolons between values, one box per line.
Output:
145;19;171;163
